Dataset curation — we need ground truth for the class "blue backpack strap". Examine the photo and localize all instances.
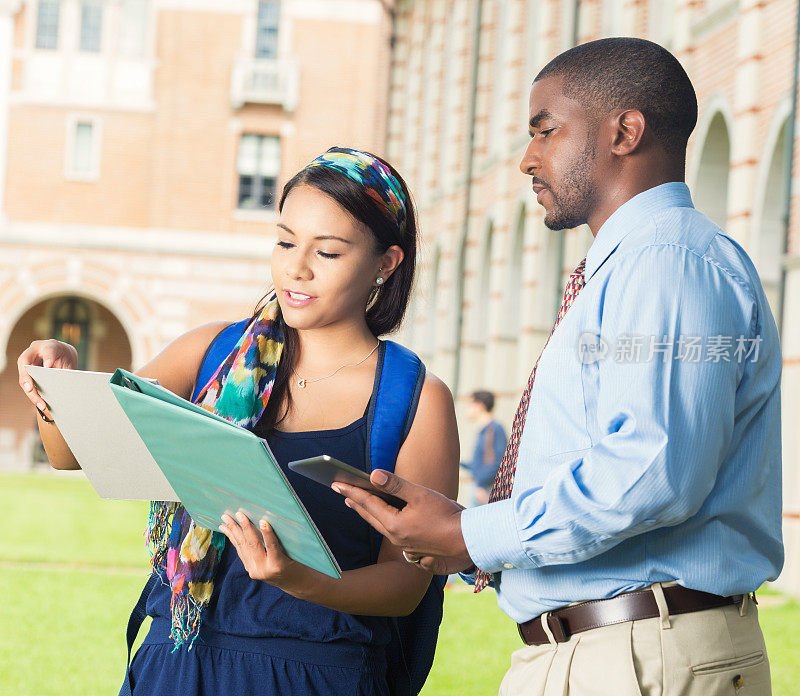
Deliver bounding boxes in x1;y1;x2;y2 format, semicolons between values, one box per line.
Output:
191;318;250;402
366;341;444;696
366;340;426;474
118;572;157;696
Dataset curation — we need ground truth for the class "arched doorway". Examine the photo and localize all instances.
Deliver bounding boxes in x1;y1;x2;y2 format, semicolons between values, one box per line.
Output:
0;295;133;471
754;119;789;317
693;112;731;229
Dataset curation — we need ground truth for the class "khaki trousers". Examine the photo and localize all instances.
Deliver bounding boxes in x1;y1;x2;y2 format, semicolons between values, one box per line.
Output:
498;584;771;696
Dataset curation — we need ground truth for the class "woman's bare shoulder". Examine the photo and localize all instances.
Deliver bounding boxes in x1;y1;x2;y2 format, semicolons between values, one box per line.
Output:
136;320;238;398
394;370;459;496
417;371;454;411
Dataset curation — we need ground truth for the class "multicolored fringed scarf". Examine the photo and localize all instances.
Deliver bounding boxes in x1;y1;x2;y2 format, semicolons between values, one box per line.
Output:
145;295;284;650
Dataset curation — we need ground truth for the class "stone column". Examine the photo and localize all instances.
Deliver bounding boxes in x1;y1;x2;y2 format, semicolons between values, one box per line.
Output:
727;0;765;246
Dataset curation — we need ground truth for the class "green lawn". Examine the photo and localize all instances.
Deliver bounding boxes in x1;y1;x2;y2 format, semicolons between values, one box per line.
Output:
1;472;797;695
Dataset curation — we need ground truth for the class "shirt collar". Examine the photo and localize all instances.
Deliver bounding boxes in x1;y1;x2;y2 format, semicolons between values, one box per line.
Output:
583;182;694;281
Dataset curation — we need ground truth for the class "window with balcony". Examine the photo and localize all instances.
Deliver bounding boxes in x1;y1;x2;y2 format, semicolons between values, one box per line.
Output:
80;0;103;52
36;0;60;50
237;135;280;210
256;1;280;59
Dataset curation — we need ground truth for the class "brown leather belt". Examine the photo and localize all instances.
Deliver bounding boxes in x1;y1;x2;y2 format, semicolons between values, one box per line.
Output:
517;586;747;646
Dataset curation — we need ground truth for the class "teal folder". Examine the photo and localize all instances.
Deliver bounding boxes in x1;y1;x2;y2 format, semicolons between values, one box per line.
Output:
109;369;341;579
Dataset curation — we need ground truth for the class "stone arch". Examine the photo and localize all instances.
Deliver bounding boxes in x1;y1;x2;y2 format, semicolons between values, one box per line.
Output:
689;95;734;229
751;99;792;316
0;277;150;373
0;292;134;470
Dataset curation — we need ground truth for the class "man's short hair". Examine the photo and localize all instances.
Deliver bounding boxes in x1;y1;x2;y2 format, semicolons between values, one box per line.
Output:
471;390;495;412
535;37;697;158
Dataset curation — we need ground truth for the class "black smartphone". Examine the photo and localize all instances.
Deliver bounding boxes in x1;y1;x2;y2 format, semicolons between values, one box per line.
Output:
287;455;406;510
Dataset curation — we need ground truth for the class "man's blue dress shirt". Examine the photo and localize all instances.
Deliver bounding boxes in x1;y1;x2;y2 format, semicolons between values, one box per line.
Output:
460;182;784;624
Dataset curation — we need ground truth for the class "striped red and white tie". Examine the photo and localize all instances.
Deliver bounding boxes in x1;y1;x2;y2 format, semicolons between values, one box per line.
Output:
474;258;587;592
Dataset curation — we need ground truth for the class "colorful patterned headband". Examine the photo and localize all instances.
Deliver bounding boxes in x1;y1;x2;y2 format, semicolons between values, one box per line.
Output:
303;146;408;232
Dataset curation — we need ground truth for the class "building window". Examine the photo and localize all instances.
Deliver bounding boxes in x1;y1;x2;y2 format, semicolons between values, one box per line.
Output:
80;0;103;52
65;117;101;180
35;0;60;50
119;0;148;58
237;134;280;210
255;1;280;59
52;297;90;370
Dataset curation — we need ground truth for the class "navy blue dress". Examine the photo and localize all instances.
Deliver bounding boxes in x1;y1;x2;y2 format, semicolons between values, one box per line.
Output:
128;364;393;695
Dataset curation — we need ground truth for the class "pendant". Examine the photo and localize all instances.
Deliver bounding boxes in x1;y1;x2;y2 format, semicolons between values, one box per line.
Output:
297;378;306;389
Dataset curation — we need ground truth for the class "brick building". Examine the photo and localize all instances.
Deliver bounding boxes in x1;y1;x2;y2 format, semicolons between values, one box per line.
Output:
2;0;797;596
387;0;800;595
0;0;393;466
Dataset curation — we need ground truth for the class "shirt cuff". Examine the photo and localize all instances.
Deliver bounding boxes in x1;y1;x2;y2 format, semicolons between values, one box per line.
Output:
460;499;538;573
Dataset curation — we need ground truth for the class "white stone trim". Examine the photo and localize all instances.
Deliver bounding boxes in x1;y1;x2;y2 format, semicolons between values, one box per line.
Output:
0;221;277;259
0;1;21;14
8;90;158;112
286;0;383;25
232;208;279;223
155;0;253;13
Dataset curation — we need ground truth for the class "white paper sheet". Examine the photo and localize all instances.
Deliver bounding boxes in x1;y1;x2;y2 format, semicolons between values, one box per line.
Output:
25;366;179;501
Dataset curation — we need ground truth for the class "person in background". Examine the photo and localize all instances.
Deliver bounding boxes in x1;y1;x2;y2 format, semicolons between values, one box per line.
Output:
460;391;507;505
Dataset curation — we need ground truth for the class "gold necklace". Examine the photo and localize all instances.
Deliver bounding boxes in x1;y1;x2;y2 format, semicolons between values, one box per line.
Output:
292;342;380;389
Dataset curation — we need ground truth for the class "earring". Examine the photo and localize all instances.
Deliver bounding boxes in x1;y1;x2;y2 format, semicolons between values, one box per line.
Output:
376;277;385;286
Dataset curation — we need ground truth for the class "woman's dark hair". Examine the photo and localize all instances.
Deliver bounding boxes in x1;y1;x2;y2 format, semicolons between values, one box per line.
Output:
255;150;419;432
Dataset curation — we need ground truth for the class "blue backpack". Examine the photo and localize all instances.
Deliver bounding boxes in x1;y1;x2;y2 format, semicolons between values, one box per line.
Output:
121;320;445;696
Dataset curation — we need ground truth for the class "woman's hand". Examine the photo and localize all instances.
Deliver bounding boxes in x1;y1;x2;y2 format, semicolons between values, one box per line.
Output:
219;512;310;592
17;339;79;418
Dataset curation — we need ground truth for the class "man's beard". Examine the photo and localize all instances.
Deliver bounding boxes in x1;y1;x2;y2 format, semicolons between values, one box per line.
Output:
543;139;598;231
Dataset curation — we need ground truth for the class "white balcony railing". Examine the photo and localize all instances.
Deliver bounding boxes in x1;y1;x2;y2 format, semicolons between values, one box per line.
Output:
230;57;299;112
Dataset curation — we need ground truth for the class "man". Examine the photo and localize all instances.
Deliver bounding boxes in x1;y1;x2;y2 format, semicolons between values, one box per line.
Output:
461;390;508;504
333;37;782;695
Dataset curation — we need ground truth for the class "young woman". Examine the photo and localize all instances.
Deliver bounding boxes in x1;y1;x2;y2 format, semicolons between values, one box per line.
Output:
17;147;460;695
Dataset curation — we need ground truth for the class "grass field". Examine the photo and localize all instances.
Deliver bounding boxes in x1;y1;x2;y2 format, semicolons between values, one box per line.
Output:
1;471;797;696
